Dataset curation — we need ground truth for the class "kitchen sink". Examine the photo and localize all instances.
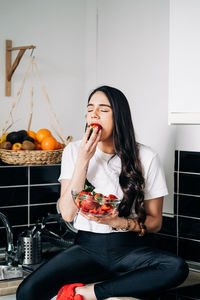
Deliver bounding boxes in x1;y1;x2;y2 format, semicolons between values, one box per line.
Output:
0;264;23;281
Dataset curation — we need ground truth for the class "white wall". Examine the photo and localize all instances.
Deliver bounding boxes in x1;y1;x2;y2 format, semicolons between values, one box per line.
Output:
175;125;200;151
0;0;175;213
0;0;86;141
85;0;175;213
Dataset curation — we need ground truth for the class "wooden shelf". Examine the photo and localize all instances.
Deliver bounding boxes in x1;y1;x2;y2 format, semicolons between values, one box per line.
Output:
5;40;36;96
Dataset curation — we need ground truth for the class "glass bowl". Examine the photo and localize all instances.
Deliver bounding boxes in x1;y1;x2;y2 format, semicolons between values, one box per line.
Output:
71;190;121;217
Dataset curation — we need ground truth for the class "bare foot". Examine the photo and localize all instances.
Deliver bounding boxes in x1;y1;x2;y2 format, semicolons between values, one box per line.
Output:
75;284;97;300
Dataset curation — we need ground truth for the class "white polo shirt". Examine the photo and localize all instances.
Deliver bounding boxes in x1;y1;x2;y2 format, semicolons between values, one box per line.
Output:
59;140;168;233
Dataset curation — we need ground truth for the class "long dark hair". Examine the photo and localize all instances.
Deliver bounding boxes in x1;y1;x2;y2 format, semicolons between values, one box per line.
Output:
88;86;146;224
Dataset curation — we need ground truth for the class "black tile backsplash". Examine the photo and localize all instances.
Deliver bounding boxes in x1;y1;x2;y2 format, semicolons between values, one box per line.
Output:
30;203;57;224
174;194;177;215
174;151;200;269
160;215;177;236
180;151;200;173
0;164;61;248
30;185;60;204
174;150;179;172
0;166;28;186
30;165;60;184
0;206;28;226
179;238;200;263
174;172;178;193
179;195;200;218
179;173;200;196
0;187;28;207
179;217;200;240
146;233;177;255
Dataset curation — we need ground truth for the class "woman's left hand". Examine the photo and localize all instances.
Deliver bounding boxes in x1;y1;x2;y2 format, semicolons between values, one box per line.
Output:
80;210;120;227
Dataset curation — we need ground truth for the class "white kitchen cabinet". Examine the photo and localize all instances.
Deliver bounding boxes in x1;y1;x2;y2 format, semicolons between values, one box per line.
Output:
169;0;200;124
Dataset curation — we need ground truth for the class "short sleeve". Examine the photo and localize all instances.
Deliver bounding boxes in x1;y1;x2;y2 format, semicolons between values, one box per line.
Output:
144;154;168;200
58;143;75;182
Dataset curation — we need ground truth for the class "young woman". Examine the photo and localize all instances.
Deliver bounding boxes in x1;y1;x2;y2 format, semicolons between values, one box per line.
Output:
17;86;189;300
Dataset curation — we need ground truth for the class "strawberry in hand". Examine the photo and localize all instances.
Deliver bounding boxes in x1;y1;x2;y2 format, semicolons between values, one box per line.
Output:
74;185;94;210
73;185;119;217
88;123;102;139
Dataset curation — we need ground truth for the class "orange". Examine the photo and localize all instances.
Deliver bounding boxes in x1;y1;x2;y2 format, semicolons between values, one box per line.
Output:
35;141;41;150
27;130;36;140
41;136;57;150
55;140;64;150
36;129;52;143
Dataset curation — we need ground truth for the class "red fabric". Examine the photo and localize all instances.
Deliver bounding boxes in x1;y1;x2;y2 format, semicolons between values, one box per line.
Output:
56;283;85;300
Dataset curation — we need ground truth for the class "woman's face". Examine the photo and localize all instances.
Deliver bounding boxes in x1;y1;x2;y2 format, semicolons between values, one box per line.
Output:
86;91;114;142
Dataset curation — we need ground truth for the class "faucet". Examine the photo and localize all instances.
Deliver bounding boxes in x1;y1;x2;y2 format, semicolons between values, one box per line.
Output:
0;212;15;265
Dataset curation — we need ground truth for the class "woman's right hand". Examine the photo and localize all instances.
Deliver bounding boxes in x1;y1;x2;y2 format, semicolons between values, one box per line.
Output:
77;126;102;163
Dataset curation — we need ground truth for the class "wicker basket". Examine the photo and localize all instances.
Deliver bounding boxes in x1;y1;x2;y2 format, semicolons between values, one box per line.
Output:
0;148;64;165
0;57;72;166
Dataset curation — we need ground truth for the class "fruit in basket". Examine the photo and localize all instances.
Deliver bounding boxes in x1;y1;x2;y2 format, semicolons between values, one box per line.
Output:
55;140;64;150
0;141;12;150
41;136;57;150
6;132;19;144
36;129;52;143
6;130;27;144
23;136;35;143
0;133;8;144
17;130;27;142
35;140;41;150
22;140;36;150
27;130;36;140
12;143;22;150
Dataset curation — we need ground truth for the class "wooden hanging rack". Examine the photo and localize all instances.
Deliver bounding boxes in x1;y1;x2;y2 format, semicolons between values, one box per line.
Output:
5;40;36;96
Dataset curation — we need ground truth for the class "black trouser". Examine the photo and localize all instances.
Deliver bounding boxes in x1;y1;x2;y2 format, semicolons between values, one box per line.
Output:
16;230;189;300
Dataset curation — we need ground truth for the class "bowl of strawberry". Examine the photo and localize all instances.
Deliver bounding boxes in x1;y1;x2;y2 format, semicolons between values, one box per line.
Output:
71;186;120;217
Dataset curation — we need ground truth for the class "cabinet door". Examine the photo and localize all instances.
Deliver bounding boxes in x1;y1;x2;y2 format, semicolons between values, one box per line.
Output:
169;0;200;124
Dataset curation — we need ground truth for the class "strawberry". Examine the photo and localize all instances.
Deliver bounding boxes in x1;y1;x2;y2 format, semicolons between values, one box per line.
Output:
81;197;97;211
89;209;98;214
77;185;94;201
94;193;104;205
108;194;118;200
77;191;91;200
90;123;102;131
75;197;81;208
101;204;111;211
97;206;106;215
88;123;102;139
